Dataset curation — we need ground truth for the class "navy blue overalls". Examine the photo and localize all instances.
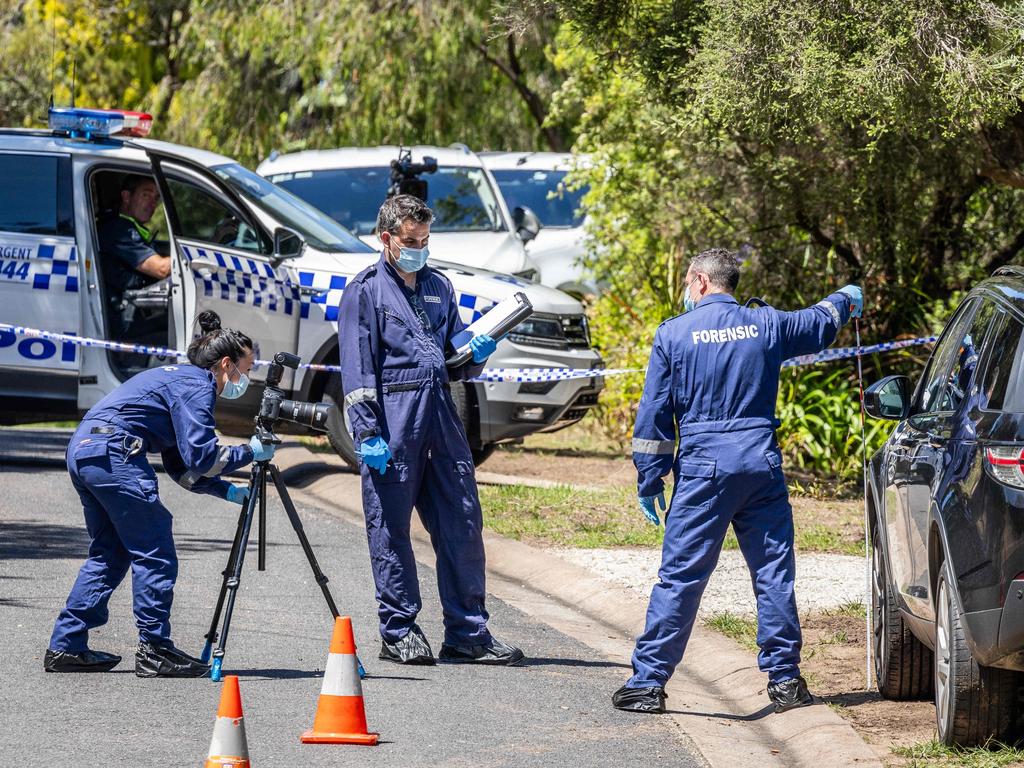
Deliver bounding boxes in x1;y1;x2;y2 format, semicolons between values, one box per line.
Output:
627;291;853;688
338;253;488;646
49;364;253;652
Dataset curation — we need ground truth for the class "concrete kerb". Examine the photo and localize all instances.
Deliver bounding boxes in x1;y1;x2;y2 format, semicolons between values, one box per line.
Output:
271;445;881;768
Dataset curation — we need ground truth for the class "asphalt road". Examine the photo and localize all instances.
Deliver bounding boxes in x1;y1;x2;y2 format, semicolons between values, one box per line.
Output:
0;434;701;767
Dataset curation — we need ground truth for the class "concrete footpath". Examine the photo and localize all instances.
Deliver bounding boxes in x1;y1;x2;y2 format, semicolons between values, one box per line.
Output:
275;445;881;768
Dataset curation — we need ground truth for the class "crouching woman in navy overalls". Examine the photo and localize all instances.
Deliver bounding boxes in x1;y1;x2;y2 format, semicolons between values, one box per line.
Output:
45;311;275;677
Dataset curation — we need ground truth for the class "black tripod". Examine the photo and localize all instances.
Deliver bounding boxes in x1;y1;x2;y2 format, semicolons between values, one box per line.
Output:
201;457;344;681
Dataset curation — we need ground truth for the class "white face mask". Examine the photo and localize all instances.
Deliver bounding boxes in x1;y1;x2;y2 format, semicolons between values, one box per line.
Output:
683;277;699;312
220;361;249;400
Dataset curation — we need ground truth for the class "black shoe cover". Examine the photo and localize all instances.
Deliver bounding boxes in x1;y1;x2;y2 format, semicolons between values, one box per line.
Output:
439;636;525;666
44;648;121;673
612;684;667;713
379;625;436;665
767;676;814;713
135;641;210;678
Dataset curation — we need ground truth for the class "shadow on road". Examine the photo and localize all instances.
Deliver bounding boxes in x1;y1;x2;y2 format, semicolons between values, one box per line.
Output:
0;519;90;560
821;690;882;708
521;656;631;669
666;703;775;721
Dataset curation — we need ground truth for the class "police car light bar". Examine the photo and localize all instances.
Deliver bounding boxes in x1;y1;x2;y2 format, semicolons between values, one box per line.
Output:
48;107;153;139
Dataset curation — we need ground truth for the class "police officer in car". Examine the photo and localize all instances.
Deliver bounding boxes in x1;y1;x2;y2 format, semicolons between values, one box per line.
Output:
612;248;862;714
96;175;171;341
338;194;524;667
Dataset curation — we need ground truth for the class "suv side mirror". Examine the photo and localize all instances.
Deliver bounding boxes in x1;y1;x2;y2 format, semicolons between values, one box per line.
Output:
512;206;542;243
864;375;911;420
273;226;305;261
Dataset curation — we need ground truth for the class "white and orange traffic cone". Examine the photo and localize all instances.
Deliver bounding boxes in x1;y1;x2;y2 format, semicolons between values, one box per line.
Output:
301;616;379;745
205;674;251;767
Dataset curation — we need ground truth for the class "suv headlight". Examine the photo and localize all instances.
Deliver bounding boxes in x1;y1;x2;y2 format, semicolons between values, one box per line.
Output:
513;269;538;282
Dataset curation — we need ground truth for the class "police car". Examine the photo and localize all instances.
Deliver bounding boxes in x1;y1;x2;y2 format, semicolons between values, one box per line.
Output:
0;108;603;465
480;151;597;299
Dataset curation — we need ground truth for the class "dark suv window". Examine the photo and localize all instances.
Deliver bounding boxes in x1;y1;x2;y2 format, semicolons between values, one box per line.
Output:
980;311;1024;411
0;153;74;236
918;298;996;413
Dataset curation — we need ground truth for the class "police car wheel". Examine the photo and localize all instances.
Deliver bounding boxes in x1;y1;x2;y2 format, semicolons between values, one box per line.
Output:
323;376;358;470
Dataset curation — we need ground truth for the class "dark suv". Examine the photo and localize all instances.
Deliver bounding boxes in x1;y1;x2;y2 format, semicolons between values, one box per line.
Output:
865;267;1024;746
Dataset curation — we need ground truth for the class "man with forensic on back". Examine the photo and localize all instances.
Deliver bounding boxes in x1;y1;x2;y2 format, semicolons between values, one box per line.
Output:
613;247;862;715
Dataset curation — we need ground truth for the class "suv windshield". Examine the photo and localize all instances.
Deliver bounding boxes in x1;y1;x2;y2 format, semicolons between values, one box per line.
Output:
267;166;506;236
490;169;586;228
213;163;373;253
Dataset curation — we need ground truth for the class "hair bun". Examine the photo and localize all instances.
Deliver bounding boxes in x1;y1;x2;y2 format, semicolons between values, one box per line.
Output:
197;310;222;334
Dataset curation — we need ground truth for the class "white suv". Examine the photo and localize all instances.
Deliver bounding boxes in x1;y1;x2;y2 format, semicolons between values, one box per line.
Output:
481;151;596;298
0;111;603;465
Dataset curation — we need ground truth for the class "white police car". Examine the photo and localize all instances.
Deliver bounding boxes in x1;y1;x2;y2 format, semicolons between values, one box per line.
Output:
0;109;603;464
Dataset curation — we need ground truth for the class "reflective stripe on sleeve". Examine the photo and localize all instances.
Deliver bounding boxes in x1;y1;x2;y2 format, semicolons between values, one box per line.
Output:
343;387;378;435
632;438;676;455
200;444;233;478
816;300;841;326
176;470;200;490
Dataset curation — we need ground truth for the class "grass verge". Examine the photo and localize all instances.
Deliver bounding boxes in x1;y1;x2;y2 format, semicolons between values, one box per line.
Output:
703;612;758;652
892;739;1024;767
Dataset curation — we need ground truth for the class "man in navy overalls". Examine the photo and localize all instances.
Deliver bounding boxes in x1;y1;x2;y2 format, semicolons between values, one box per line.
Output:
613;247;862;714
338;194;524;666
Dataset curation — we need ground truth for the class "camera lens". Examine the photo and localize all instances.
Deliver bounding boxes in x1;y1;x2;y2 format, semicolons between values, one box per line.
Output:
279;399;332;431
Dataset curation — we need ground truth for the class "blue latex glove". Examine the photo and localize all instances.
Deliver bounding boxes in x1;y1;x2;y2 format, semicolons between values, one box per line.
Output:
249;434;275;461
638;492;667;526
226;484;250;505
838;284;863;319
470;334;497;363
358;436;392;475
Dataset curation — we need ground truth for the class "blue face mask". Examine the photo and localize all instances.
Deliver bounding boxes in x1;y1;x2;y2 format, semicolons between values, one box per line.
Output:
683;278;699;312
220;362;249;400
393;244;429;273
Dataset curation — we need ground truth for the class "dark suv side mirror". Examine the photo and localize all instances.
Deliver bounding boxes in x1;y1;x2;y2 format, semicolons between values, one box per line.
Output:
512;206;542;243
864;375;912;420
273;226;305;261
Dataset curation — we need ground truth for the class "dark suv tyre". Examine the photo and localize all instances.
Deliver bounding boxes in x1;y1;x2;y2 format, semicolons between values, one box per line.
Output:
935;560;1021;746
872;525;933;699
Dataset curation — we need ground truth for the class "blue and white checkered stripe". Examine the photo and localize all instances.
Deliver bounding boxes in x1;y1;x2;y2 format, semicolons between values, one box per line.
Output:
31;243;79;293
297;270;347;322
456;292;494;324
180;244;298;316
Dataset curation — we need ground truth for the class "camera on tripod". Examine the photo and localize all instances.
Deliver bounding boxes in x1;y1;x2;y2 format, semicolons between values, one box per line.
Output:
387;146;437;201
256;352;331;441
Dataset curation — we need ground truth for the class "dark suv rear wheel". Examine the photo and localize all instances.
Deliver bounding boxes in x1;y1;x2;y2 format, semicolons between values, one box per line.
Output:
872;525;932;699
935;560;1021;746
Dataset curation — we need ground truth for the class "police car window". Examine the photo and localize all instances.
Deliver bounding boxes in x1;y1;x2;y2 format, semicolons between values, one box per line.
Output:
269;166;506;235
0;154;68;235
165;177;265;254
213;164;372;253
980;311;1024;411
490;169;586;228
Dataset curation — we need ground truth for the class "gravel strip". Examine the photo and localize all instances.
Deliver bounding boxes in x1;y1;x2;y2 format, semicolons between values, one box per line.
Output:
553;547;869;618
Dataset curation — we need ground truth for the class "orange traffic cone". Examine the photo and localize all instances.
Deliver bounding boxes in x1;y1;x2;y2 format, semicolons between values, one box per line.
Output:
301;616;379;745
205;675;251;767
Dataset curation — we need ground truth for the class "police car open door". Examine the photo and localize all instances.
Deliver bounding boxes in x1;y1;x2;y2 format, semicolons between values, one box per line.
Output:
0;151;80;418
145;150;301;388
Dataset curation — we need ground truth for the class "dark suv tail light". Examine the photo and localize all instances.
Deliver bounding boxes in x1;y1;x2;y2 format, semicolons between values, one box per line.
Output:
985;446;1024;488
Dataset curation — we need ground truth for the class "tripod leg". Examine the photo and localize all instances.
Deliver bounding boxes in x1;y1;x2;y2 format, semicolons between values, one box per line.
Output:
268;463;340;617
210;463;263;681
268;464;367;678
201;469;259;663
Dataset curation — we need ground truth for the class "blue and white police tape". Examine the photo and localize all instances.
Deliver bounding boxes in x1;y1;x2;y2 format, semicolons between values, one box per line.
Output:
0;323;939;383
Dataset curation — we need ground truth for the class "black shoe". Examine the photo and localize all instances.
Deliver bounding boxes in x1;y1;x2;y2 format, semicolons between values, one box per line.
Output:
439;636;525;666
767;676;814;713
44;648;121;673
135;641;210;678
379;625;436;665
612;684;667;713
